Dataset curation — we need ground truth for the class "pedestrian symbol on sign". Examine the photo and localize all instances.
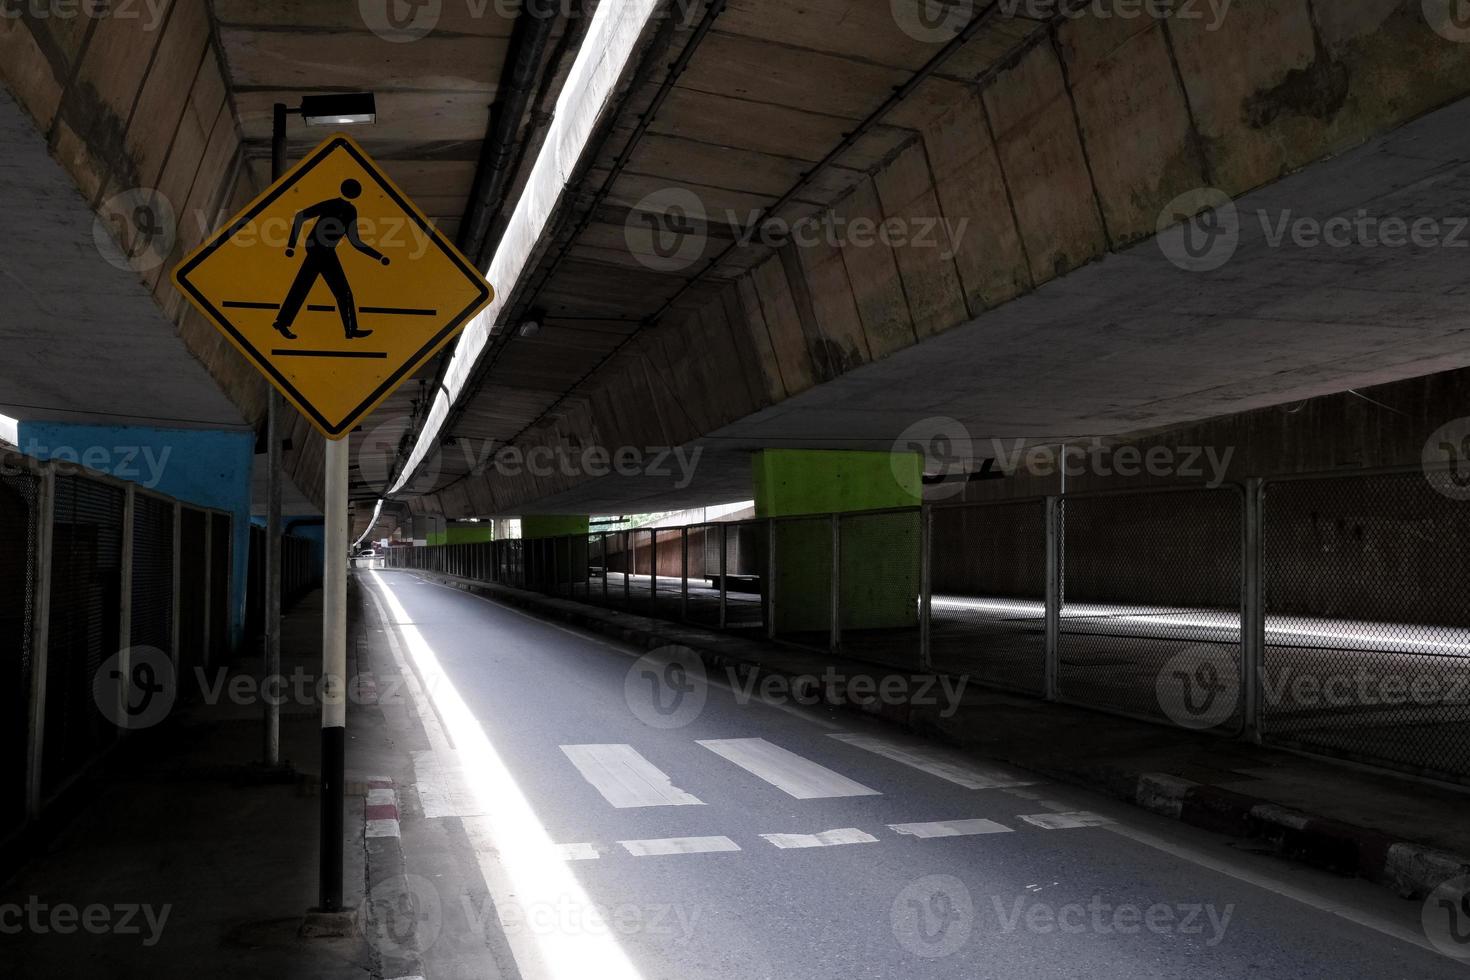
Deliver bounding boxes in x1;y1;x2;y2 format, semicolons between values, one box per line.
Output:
274;178;391;342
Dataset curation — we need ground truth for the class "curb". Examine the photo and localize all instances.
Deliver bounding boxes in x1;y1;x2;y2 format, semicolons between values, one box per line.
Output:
359;778;429;980
418;571;1470;903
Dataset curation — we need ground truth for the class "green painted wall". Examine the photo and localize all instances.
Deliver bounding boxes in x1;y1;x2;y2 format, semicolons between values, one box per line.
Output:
754;449;922;517
752;450;923;633
427;529;447;546
521;515;590;540
446;523;493;544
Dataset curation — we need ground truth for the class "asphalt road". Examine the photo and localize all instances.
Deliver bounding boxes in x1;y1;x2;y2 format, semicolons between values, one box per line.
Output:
363;569;1468;980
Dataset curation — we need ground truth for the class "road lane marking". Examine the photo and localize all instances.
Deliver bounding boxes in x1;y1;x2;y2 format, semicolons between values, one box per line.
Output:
619;836;741;857
555;843;601;861
889;818;1014;839
828;733;1037;789
560;744;704;808
697;738;881;799
760;828;879;849
1019;811;1114;830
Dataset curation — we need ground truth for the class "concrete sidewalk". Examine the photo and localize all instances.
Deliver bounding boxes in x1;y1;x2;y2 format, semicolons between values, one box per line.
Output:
0;582;410;979
417;569;1470;906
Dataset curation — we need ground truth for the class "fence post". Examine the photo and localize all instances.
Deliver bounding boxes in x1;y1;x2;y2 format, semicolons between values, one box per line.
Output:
920;506;932;671
170;502;182;671
25;464;56;820
201;513;213;671
766;519;777;641
601;534;609;602
117;485;136;734
622;531;631;604
718;523;728;630
649;529;657;602
1044;495;1061;702
829;514;841;652
1242;478;1264;743
680;528;690;621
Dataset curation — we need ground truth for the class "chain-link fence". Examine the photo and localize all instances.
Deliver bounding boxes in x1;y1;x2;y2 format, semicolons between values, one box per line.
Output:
930;499;1048;695
1260;470;1470;781
1058;487;1244;732
384;467;1470;783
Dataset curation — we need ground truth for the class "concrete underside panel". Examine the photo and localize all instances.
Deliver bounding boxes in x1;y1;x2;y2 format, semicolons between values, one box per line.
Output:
438;91;1470;518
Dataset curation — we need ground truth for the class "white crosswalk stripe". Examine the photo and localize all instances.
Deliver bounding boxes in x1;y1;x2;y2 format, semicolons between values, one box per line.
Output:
697;737;881;799
760;828;879;849
889;818;1013;839
561;744;704;808
1019;811;1114;830
828;732;1036;789
619;836;741;857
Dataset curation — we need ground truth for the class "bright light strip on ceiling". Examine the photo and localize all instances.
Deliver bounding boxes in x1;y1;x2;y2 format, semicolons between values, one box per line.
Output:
390;0;662;495
352;497;384;551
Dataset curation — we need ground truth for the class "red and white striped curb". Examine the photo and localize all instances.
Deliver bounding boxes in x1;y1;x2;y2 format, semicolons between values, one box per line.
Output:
365;777;400;839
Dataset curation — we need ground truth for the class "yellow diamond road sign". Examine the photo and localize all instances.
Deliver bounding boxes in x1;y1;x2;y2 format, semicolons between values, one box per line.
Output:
173;134;493;439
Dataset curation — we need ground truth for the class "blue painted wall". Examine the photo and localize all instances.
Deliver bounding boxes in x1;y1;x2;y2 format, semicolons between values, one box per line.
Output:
16;422;255;649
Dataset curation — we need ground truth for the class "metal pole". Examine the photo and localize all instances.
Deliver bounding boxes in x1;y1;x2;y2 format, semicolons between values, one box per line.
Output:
718;523;728;630
601;533;608;602
319;436;349;912
919;506;932;671
265;103;287;769
680;527;689;621
649;529;657;602
1243;479;1263;742
829;514;841;652
622;531;631;605
26;464;56;820
766;519;777;640
1044;496;1061;702
118;486;135;732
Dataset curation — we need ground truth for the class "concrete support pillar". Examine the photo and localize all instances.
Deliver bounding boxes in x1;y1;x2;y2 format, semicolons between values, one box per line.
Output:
753;449;923;634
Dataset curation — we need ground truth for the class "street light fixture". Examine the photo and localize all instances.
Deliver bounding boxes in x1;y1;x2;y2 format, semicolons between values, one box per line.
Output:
298;92;378;128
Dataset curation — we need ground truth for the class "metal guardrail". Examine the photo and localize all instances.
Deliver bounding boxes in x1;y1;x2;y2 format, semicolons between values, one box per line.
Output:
385;468;1470;786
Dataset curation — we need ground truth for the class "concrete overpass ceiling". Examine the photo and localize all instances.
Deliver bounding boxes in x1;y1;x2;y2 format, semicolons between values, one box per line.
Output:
419;0;1048;494
0;86;248;430
394;1;1470;520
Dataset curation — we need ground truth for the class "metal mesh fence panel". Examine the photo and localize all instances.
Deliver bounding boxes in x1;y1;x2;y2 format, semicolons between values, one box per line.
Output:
771;516;834;651
651;528;684;620
0;470;39;837
177;508;208;695
838;510;921;669
131;493;174;658
684;525;723;627
730;520;768;634
929;500;1047;695
43;475;125;797
1260;470;1470;781
1058;488;1243;732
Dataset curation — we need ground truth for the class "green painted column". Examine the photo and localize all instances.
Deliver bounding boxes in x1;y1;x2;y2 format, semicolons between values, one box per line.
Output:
445;521;493;544
753;449;923;634
520;515;589;539
519;516;590;592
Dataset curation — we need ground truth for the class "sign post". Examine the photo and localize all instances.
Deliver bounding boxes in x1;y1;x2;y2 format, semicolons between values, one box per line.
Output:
173;133;494;913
